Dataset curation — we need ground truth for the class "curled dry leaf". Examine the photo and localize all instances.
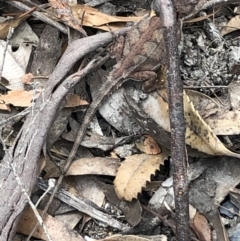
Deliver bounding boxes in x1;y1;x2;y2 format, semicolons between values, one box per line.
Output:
145;89;240;158
221;15;240;36
114;153;166;201
186;88;240;136
184;91;240;158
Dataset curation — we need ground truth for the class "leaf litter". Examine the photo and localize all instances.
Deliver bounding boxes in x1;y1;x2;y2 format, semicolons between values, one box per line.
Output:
2;1;240;241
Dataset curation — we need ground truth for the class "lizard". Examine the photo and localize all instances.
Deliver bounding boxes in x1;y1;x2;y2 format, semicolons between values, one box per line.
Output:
64;15;166;173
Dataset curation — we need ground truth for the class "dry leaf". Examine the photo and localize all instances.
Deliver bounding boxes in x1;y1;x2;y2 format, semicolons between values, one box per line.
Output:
186;89;220;119
143;136;161;154
66;157;120;176
66;176;105;207
184;91;240;158
44;156;120;178
186;88;240;136
71;5;142;31
47;4;141;31
114;153;166;201
136;136;161;154
0;90;88;110
192;212;211;241
0;90;40;108
144;89;240;158
43;155;61;179
17;206;85;241
102;183;142;226
0;102;10;111
221;15;240;36
0;9;34;39
65;94;88;107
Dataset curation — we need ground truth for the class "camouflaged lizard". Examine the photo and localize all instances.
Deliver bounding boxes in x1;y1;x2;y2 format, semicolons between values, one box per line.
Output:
67;16;166;169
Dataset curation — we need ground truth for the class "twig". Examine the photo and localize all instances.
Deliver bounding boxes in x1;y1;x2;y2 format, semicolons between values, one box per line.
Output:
10;163;52;241
0;25;130;240
6;0;68;34
26;179;56;241
37;178;129;231
0;107;31;128
153;1;189;240
27;54;110;237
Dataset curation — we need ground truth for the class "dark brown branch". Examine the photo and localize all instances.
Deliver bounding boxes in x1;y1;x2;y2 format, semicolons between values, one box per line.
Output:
152;1;190;240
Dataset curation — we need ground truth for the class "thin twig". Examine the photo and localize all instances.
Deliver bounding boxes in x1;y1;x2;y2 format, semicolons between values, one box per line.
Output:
37;178;129;231
10;163;52;241
0;107;31;128
28;55;110;237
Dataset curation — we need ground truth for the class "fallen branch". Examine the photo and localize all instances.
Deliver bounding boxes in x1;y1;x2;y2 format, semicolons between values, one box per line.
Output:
152;0;189;240
0;26;129;240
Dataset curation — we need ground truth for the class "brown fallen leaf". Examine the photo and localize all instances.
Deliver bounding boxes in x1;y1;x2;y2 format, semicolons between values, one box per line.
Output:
65;94;88;107
192;212;211;241
143;136;161;154
0;89;40;108
71;4;142;31
17;206;85;241
102;183;142;226
46;4;141;31
136;135;161;155
66;157;120;176
114;153;167;201
0;90;87;110
44;156;120;178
